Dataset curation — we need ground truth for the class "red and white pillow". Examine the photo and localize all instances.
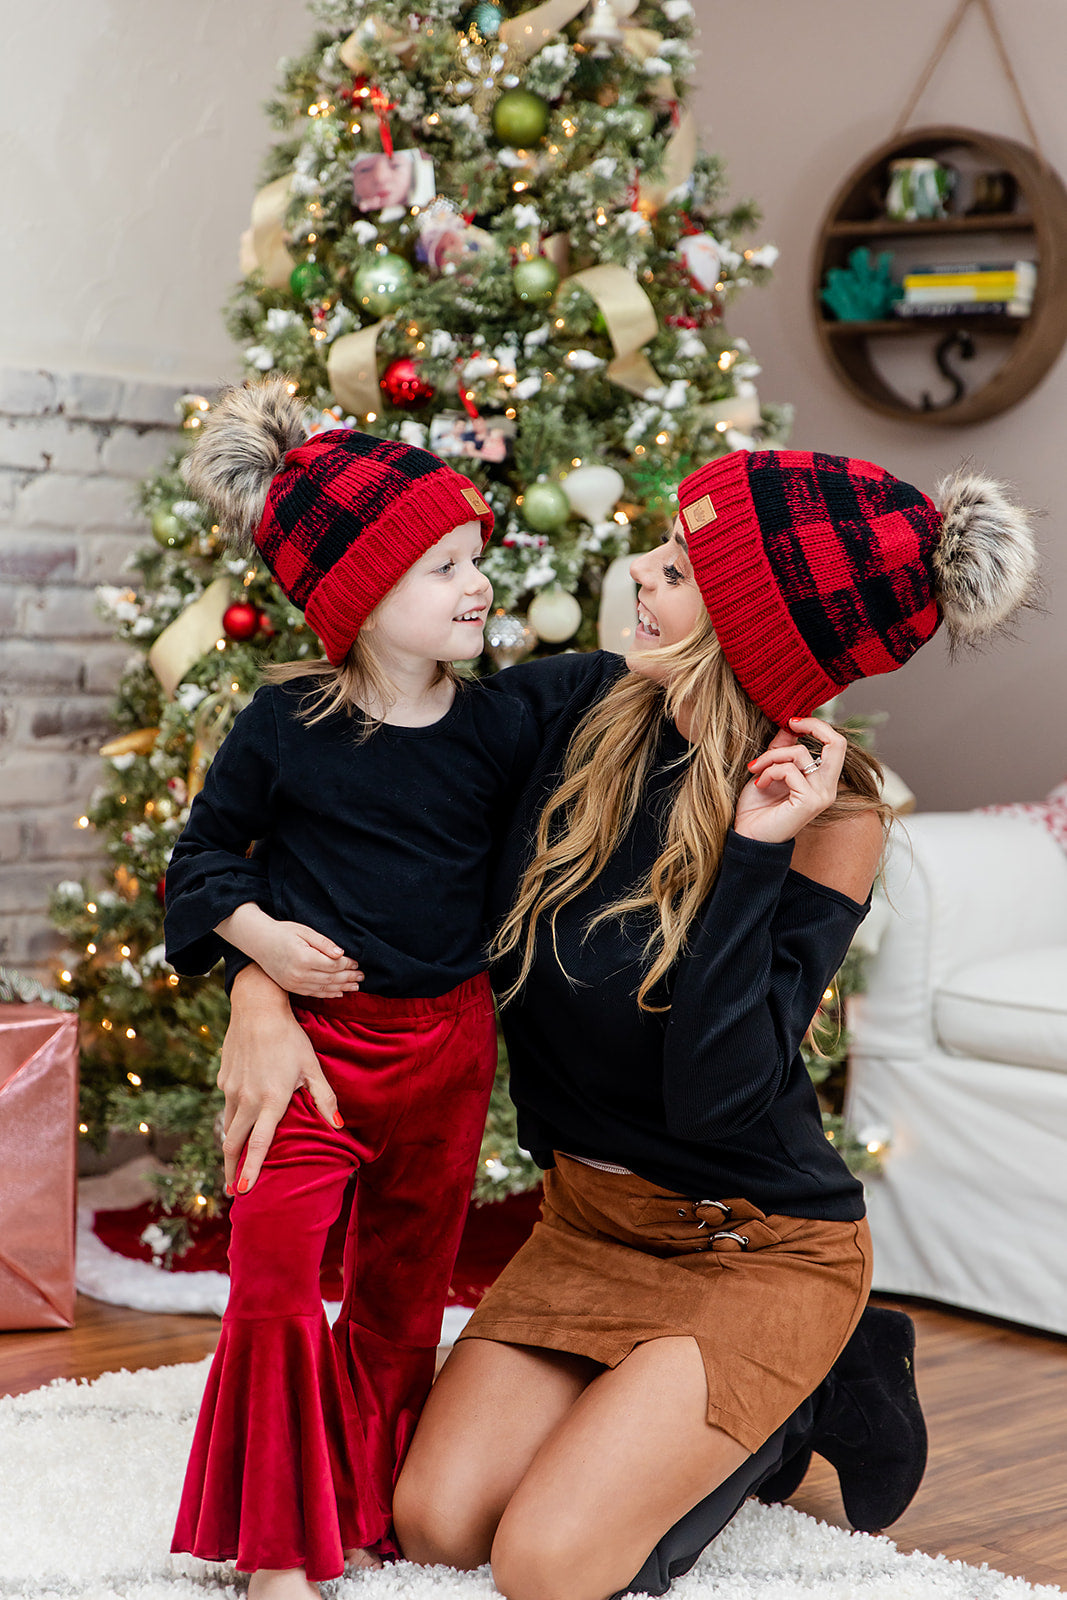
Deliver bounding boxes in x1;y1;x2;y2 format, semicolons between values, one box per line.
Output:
982;777;1067;851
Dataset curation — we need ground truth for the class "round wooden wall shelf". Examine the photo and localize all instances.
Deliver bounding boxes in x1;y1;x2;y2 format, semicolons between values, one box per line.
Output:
812;126;1067;425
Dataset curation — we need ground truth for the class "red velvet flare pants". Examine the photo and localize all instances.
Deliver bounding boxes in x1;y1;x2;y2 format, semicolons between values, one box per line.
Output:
171;973;496;1580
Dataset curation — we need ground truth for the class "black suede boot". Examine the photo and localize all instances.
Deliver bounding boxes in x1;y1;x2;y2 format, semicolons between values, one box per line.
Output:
813;1305;927;1531
756;1306;927;1530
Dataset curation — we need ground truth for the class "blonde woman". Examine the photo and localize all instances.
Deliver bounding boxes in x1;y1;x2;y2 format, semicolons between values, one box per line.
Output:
222;451;1036;1599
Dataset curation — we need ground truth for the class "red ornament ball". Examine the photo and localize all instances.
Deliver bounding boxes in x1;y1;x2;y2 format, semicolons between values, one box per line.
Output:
257;610;276;639
222;601;259;642
155;877;166;906
380;357;435;409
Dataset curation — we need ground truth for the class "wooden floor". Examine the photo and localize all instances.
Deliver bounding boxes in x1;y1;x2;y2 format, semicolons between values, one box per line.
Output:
1;1292;1064;1589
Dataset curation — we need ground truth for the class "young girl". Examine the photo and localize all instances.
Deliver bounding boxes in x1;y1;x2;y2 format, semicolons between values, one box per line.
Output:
163;378;537;1599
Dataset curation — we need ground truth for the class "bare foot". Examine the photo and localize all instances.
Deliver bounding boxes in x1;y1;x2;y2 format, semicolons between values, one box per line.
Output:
343;1548;384;1571
248;1568;320;1600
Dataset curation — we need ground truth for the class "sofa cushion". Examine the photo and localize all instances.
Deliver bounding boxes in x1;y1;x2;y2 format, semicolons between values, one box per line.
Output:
935;946;1067;1073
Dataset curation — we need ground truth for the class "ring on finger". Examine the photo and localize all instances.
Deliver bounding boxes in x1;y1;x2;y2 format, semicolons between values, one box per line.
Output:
800;756;822;776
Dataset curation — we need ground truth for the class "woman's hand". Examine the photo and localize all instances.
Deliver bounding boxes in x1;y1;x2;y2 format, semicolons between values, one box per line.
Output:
733;716;847;845
216;902;363;998
218;965;343;1193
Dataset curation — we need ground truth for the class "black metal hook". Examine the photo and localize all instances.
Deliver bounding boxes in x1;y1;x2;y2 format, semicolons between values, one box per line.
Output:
921;329;977;411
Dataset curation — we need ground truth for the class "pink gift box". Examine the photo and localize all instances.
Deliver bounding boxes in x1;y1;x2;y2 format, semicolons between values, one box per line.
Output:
0;1001;79;1329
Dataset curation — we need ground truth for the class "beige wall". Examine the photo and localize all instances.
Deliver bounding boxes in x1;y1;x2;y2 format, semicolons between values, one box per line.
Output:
691;0;1066;810
1;1;1061;811
0;0;302;386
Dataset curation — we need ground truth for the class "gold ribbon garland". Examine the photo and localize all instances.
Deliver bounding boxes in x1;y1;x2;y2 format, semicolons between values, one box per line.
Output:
148;579;233;699
339;20;416;73
499;0;588;64
637;104;698;216
327;321;386;417
243;174;296;291
99;728;160;759
562;264;663;395
187;687;251;801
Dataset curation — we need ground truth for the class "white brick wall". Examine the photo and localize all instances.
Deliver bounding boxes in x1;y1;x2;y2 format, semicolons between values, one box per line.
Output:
0;365;188;976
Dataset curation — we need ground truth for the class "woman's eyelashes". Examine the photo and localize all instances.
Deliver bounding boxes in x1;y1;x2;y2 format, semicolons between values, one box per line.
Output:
663;562;684;585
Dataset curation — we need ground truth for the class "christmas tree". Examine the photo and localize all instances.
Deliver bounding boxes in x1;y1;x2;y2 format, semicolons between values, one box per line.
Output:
52;0;795;1254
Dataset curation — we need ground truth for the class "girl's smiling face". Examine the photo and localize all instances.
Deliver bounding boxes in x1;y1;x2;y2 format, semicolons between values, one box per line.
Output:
626;518;706;679
368;522;492;666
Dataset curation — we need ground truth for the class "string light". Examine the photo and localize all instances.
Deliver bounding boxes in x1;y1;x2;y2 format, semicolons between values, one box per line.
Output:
77;816;90;830
79;1123;89;1134
86;943;96;955
120;945;131;958
215;639;226;651
167;974;180;988
571;457;582;467
231;681;240;693
366;411;377;422
60;970;72;983
86;902;97;913
634;444;646;455
285;381;299;395
101;1018;113;1031
825;1128;835;1141
554;318;565;329
513;180;528;192
426;112;440;125
138;1121;150;1134
195;1194;207;1208
125;1027;136;1040
655;431;670;445
613;510;629;524
127;1074;141;1086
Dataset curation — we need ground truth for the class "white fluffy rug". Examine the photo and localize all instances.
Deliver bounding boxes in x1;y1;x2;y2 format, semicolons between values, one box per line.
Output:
1;1359;1061;1600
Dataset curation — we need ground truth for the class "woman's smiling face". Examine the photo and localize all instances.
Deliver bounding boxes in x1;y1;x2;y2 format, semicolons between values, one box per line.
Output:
626;518;706;680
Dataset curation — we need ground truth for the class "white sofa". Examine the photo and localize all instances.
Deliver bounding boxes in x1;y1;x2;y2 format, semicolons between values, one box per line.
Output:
846;811;1067;1336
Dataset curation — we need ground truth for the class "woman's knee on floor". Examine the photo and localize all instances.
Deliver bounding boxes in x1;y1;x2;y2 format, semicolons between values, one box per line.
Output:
392;1460;496;1571
491;1504;617;1600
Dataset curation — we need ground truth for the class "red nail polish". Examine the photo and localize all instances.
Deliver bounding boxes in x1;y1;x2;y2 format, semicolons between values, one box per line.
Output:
225;1182;234;1198
747;761;757;770
333;1112;344;1129
237;1177;249;1194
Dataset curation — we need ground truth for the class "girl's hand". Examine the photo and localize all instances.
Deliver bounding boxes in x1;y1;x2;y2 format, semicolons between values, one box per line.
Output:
216;903;363;997
253;919;363;997
734;716;847;845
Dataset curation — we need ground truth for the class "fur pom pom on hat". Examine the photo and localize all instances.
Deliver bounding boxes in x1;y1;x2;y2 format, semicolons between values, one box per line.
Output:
677;449;1036;725
182;376;494;664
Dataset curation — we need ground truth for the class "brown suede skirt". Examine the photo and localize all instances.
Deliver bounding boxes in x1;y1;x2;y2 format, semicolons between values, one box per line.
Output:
458;1154;873;1453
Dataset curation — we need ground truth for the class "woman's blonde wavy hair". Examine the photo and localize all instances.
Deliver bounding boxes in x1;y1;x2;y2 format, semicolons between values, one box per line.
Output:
492;613;890;1011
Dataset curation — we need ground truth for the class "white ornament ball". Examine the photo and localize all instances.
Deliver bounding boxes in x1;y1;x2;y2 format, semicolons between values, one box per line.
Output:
562;464;625;524
527;586;583;644
597;554;638;655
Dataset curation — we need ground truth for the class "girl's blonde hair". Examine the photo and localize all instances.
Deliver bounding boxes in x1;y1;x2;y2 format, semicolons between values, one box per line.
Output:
492;615;890;1011
263;629;458;734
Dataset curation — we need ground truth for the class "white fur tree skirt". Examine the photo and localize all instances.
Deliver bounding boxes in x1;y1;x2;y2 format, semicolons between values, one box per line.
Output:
1;1358;1061;1600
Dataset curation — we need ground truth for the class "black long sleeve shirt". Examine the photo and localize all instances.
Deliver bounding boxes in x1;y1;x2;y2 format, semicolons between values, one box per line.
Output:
163;679;537;998
483;654;869;1220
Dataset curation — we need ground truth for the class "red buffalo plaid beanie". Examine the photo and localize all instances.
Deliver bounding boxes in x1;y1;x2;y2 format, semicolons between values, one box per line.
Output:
256;429;493;663
677;450;944;725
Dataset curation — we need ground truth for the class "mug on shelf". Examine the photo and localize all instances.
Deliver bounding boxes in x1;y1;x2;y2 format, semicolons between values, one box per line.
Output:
885;158;956;221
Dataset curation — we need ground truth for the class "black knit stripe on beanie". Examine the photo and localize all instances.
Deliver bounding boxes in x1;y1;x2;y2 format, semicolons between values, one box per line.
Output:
745;453;942;687
260;432;452;602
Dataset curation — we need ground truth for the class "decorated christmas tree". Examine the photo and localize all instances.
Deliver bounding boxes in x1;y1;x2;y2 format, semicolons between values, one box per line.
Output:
52;0;798;1253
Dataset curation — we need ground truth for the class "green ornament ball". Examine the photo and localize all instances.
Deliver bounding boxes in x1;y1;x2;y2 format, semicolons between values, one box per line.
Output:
622;105;655;141
492;88;550;147
353;252;413;315
464;1;503;37
522;481;571;533
151;508;187;549
289;259;328;301
513;256;560;304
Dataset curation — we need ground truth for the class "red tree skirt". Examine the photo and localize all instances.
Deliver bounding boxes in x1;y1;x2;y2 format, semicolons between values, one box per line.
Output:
93;1186;543;1309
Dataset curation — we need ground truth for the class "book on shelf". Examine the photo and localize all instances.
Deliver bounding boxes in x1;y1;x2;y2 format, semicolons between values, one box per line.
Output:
905;259;1036;278
892;299;1031;319
902;261;1036;294
903;285;1034;305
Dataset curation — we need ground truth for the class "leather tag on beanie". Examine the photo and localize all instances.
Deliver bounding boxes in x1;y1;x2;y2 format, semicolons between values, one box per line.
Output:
683;494;717;533
462;486;489;513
